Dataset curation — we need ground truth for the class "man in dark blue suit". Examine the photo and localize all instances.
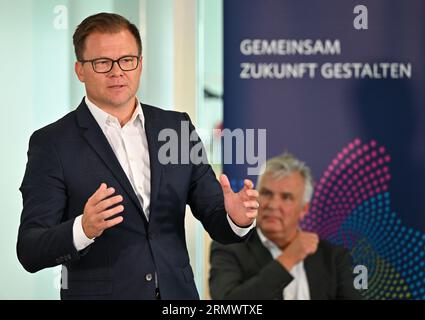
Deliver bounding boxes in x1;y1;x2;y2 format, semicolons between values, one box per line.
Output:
17;13;259;300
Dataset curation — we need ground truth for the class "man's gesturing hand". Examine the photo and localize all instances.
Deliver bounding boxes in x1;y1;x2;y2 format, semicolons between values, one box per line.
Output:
219;174;259;227
82;183;124;239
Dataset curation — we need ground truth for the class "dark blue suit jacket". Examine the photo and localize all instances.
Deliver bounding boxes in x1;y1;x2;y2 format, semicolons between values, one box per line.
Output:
17;99;246;299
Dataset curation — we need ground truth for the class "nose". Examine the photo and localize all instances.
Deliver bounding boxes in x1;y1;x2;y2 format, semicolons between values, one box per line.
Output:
109;61;124;76
266;195;280;210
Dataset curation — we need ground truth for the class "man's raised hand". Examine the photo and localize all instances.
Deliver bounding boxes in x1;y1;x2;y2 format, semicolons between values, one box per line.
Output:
219;174;259;227
82;183;124;239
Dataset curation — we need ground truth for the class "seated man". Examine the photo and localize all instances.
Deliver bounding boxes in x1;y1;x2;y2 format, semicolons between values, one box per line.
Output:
209;153;362;300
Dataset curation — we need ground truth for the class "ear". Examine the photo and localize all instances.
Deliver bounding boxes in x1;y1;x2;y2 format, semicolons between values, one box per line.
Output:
75;61;85;83
299;202;310;221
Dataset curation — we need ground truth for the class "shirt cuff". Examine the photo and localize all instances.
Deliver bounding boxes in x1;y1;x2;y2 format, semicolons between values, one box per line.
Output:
226;214;256;237
73;214;95;251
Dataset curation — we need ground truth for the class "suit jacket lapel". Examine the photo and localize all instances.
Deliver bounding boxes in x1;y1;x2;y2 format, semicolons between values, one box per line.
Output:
76;100;145;220
141;104;163;214
304;247;329;300
247;231;274;267
247;231;287;300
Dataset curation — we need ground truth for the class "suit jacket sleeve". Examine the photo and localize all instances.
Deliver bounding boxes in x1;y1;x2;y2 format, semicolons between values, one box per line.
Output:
209;241;293;299
17;131;80;273
183;113;250;244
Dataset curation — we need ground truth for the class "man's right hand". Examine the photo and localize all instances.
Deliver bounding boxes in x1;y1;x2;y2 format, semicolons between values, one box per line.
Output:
82;183;124;239
277;231;319;271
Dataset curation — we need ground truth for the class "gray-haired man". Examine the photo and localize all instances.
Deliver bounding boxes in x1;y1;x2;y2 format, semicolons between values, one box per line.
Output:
209;153;361;300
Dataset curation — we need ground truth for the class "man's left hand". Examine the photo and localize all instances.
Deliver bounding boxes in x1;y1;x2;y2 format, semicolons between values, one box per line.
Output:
219;174;259;227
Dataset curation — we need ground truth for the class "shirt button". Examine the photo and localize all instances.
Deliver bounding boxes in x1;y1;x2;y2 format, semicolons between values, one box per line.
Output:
145;273;153;282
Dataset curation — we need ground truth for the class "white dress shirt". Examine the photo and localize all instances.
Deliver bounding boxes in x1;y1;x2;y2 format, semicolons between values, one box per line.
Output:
257;228;311;300
73;97;253;251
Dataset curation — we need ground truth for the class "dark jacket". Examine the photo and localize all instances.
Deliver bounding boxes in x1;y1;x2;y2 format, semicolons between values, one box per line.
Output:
209;230;362;300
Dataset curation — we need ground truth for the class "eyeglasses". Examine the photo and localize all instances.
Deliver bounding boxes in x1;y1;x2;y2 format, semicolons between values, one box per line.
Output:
79;55;141;73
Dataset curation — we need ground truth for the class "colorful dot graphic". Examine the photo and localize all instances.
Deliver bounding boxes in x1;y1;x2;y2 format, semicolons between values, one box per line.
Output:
301;138;425;299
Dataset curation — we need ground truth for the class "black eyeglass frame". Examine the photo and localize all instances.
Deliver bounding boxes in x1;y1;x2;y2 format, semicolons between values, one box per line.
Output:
79;55;141;73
